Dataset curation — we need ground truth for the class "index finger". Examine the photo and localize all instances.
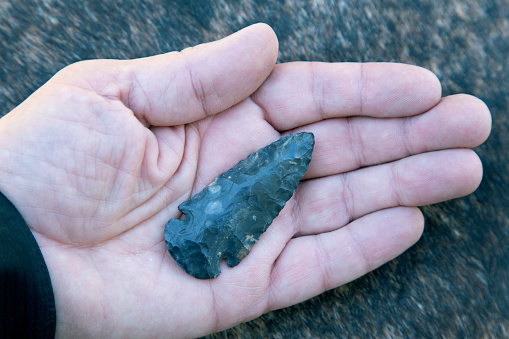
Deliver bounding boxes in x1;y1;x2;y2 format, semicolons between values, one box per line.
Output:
251;62;442;131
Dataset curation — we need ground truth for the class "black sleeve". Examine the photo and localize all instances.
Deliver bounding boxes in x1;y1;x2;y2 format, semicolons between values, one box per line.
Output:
0;191;56;338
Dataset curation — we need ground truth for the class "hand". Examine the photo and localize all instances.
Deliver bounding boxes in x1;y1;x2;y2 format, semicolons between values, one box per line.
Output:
0;23;491;338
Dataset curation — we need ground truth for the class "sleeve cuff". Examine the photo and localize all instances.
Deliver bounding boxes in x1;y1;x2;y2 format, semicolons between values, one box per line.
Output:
0;191;56;338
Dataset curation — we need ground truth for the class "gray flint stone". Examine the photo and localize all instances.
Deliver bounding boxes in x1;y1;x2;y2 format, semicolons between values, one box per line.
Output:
164;132;315;279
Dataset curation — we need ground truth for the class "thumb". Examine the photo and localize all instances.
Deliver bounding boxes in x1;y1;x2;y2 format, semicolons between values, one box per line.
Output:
111;23;278;126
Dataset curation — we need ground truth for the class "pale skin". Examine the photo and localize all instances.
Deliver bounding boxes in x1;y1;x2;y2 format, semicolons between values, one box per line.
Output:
0;23;491;338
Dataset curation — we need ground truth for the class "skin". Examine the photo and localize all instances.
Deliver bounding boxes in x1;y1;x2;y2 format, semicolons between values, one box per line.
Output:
0;24;491;338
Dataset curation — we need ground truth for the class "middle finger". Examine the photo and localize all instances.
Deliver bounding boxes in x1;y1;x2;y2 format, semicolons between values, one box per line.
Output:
287;94;490;180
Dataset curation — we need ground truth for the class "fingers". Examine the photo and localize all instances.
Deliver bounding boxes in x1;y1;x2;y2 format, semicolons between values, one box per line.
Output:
293;148;483;236
252;62;442;131
265;206;424;311
293;94;491;179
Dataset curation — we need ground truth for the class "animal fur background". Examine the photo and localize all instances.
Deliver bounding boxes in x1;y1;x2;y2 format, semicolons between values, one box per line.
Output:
0;0;507;337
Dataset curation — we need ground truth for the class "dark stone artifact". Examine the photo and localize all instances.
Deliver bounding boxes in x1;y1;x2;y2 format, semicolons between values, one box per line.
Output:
165;132;315;279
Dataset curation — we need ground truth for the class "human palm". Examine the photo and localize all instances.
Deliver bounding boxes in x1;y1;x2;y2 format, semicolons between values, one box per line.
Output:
0;24;491;338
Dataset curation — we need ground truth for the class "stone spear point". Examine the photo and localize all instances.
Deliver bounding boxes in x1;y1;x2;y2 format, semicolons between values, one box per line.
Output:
165;132;315;279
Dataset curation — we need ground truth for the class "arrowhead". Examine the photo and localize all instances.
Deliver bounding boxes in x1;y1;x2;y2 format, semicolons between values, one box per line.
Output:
165;132;315;279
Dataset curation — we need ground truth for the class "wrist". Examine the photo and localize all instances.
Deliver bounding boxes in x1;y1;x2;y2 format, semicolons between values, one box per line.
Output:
0;111;21;201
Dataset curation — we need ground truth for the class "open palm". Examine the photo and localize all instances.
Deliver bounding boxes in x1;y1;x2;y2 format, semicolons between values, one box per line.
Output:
0;24;491;338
